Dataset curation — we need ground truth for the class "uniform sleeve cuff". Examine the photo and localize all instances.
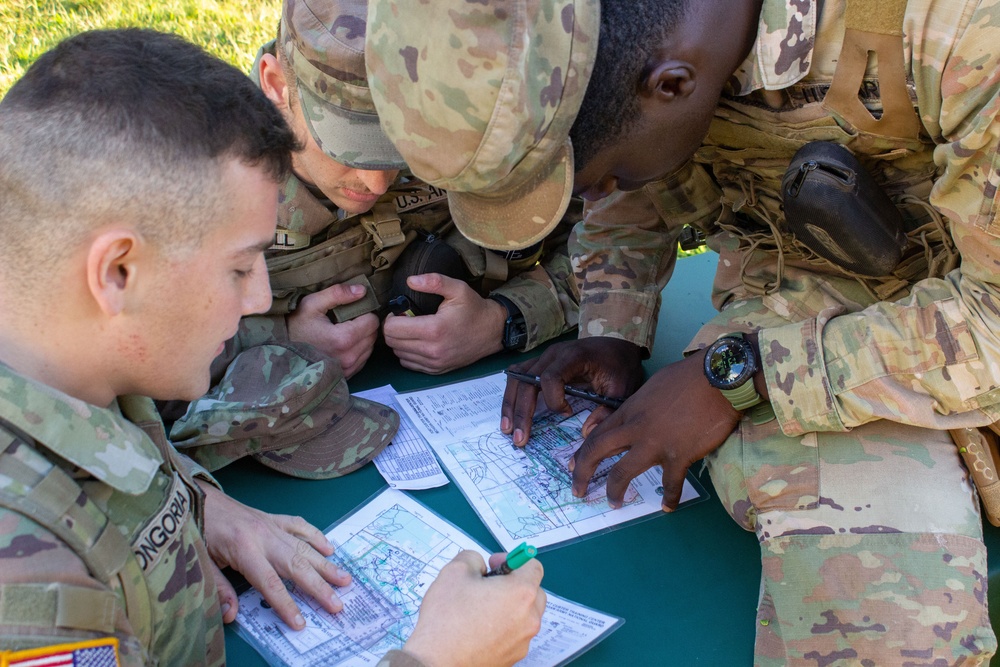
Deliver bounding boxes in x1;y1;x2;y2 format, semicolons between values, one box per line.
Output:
174;452;223;491
492;277;565;351
758;319;847;436
578;288;660;353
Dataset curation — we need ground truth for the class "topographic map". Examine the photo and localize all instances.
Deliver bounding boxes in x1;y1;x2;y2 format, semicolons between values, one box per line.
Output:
236;489;622;667
395;373;708;552
433;407;694;551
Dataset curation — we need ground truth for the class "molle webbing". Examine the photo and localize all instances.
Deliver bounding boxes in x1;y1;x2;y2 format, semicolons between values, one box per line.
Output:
0;424;153;652
264;185;452;317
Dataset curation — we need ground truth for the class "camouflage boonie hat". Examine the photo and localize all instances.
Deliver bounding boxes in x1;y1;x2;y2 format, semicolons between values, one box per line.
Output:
366;0;599;251
281;0;404;169
170;343;398;479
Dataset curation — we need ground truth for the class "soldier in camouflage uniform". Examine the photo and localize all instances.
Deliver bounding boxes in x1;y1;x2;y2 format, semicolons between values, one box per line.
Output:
367;0;1000;662
241;0;580;377
0;29;544;667
161;0;583;477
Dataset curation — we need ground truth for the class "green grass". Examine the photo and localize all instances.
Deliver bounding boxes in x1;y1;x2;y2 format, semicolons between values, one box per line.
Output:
2;0;281;95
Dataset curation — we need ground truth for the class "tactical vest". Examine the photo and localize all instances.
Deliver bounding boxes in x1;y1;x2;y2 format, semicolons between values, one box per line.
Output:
265;178;542;322
695;0;956;302
0;413;204;666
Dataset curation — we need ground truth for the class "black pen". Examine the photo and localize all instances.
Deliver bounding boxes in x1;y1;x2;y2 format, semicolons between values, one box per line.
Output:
504;370;625;409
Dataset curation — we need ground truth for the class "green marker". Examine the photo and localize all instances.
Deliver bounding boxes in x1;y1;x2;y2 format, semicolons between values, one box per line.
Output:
486;542;537;577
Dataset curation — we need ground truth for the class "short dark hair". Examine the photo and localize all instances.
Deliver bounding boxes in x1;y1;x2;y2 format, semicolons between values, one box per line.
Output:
569;1;687;171
0;29;299;277
2;28;295;180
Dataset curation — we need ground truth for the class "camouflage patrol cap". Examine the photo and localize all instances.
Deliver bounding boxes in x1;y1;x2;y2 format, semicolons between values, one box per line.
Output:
365;0;599;251
281;0;404;169
169;343;398;479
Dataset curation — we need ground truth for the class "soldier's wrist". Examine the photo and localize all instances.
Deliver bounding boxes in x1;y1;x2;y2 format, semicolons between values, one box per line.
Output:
489;294;528;352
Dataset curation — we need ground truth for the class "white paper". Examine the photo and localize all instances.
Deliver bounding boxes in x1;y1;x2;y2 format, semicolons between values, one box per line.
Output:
397;373;703;551
357;385;448;490
394;373;508;446
235;489;621;667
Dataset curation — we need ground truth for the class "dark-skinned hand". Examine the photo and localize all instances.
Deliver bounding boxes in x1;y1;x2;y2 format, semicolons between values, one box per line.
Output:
570;349;742;511
500;337;644;445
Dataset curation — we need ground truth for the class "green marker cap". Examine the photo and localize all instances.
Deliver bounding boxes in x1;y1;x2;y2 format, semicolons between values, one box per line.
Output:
506;542;538;571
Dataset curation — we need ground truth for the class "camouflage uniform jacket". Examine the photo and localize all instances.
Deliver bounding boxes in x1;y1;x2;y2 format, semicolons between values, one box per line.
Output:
573;0;1000;437
0;362;225;666
236;43;580;357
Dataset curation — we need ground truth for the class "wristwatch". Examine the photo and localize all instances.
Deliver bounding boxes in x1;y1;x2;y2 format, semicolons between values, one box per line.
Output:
703;333;775;423
489;294;528;352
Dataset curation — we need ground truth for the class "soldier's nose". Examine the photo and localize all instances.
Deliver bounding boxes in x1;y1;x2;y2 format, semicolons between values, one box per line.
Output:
357;168;396;196
579;175;619;202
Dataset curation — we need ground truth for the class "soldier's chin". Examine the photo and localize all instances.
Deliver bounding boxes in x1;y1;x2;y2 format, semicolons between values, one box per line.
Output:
150;377;212;404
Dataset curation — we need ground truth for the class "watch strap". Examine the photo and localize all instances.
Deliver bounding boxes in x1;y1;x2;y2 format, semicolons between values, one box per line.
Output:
490;294;527;351
712;333;776;424
720;381;762;412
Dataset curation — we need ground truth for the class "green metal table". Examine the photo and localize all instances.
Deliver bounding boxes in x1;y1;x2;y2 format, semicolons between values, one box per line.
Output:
218;251;1000;665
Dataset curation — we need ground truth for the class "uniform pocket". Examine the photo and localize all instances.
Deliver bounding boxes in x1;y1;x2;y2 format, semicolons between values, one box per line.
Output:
741;416;821;514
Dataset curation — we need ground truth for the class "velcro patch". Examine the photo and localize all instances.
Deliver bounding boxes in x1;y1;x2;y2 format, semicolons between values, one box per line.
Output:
1;637;119;666
270;228;311;251
131;473;194;572
393;185;447;213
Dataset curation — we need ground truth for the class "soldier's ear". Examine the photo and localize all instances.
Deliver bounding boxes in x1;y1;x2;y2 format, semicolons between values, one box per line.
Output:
86;229;138;317
641;60;696;103
259;53;291;111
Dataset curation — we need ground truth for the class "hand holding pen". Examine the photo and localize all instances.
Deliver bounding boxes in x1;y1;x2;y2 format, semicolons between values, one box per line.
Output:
486;542;538;577
504;370;625;409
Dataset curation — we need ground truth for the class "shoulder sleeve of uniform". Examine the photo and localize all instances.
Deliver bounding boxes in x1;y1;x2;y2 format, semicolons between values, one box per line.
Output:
573;165;715;351
1;637;130;667
0;508;145;666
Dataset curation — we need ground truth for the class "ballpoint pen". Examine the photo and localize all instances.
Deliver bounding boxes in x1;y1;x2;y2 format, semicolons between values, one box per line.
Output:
503;370;625;409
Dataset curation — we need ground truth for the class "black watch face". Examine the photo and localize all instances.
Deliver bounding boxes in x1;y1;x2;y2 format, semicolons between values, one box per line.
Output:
505;320;528;351
705;338;755;389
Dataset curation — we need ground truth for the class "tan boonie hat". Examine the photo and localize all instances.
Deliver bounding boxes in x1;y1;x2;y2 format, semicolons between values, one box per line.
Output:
366;0;599;251
281;0;404;169
170;343;398;480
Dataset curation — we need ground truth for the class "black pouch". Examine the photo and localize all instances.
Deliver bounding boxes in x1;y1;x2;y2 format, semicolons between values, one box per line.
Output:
781;142;907;277
389;232;471;315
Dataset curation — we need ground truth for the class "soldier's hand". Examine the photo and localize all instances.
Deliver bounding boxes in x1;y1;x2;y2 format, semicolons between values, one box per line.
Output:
208;559;240;623
287;283;378;377
198;483;352;629
571;351;740;511
501;337;643;446
383;273;506;374
402;550;545;667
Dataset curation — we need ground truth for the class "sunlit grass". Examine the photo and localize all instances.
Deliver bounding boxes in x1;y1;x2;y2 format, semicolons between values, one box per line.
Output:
2;0;281;95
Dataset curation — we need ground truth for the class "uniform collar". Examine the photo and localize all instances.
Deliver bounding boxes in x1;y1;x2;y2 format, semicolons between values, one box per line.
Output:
0;363;161;495
727;0;819;95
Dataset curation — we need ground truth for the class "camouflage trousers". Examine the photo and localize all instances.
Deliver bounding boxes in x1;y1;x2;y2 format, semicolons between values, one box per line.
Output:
707;378;996;665
707;418;995;665
695;278;997;665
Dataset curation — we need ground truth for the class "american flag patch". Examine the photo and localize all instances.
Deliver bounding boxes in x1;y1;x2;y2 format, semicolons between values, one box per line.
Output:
2;637;119;667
